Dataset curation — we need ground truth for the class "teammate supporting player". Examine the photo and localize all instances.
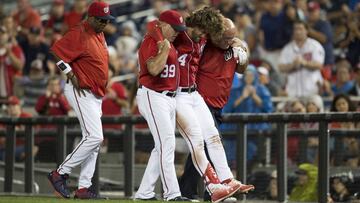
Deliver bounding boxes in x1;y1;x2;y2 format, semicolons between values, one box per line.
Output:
134;10;189;201
47;1;114;199
179;17;255;201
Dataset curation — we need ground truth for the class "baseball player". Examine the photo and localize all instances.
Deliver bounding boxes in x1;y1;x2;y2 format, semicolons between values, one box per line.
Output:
179;18;255;201
134;10;189;201
47;1;113;199
137;8;243;203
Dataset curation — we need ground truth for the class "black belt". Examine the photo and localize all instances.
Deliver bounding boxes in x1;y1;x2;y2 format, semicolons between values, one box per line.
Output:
180;85;197;93
139;85;177;97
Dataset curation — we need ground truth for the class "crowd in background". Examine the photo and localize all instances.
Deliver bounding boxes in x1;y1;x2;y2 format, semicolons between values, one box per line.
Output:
0;0;359;202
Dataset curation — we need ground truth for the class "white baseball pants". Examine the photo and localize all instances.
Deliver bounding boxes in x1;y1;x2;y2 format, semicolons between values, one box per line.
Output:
177;91;233;182
135;87;181;200
57;83;103;189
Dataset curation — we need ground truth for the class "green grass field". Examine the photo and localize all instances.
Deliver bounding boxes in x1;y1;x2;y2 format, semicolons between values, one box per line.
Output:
0;196;161;203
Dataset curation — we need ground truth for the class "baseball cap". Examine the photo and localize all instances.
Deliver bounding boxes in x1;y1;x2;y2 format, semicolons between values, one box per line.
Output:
159;10;187;32
308;1;320;12
8;96;20;105
258;66;269;76
88;1;115;20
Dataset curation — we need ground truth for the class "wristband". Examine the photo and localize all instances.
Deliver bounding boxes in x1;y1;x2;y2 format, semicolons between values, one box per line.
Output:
56;60;72;74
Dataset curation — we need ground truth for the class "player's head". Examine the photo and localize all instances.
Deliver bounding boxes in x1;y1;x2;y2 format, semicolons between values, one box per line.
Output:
210;18;236;50
185;7;224;42
158;10;187;42
87;1;114;33
293;20;308;42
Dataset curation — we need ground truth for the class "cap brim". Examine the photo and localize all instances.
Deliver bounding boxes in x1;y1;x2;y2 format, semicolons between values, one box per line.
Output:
97;15;115;20
171;24;187;32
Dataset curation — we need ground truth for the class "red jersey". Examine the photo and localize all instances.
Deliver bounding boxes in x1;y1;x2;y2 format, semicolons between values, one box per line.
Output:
196;42;237;109
138;35;179;92
51;21;109;97
0;44;25;97
173;32;206;87
35;94;70;116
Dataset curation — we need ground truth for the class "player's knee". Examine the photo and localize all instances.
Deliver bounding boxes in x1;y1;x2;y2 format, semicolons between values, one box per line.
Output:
205;135;222;148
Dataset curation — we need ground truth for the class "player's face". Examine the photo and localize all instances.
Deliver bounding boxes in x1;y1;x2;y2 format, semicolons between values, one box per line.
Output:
90;17;110;33
189;27;205;43
211;28;236;50
161;23;178;42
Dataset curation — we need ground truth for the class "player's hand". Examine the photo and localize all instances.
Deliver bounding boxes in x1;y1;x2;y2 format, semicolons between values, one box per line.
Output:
67;71;86;97
157;39;171;52
232;46;248;65
147;20;164;42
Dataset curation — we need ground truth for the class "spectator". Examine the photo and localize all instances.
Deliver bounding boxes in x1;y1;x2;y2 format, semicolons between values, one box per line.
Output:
232;65;273;130
307;1;334;79
289;163;318;202
259;59;286;96
349;64;360;96
266;170;278;200
217;0;238;21
1;14;19;42
279;20;325;97
330;59;354;96
0;26;25;98
63;0;88;32
14;59;48;107
19;26;52;75
338;10;360;68
0;96;38;161
258;66;279;96
258;0;290;72
35;76;70;116
305;95;324;164
330;94;356;129
102;68;128;129
12;0;41;31
234;8;258;59
44;0;66;44
330;173;354;202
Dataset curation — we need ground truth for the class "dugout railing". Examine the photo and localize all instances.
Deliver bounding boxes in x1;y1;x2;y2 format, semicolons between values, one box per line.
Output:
0;112;360;203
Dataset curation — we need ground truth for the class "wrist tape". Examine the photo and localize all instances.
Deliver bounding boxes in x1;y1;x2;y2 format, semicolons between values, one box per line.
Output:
56;60;72;74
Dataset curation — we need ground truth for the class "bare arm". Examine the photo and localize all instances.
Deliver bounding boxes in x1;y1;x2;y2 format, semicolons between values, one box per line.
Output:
308;28;327;44
6;46;24;71
146;40;170;76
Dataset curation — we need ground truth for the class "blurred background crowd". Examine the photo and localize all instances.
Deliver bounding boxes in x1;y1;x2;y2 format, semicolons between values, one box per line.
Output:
0;0;359;201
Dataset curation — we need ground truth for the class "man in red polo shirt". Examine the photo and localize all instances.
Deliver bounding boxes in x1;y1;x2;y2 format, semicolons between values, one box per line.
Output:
47;1;114;199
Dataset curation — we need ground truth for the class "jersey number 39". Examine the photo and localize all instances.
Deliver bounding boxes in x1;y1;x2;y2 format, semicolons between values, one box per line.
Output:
160;64;176;78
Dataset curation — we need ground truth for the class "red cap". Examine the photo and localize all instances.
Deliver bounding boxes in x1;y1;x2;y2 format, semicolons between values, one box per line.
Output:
159;10;186;32
308;1;320;11
88;1;115;20
8;96;20;105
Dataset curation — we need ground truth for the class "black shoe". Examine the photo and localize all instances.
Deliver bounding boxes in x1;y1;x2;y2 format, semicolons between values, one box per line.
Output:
74;186;108;199
135;197;157;201
168;196;192;201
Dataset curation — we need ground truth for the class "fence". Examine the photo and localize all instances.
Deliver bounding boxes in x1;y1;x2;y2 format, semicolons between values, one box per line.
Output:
0;112;360;203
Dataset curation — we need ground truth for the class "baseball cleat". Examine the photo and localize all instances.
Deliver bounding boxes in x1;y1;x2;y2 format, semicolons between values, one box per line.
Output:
47;170;70;198
223;179;255;194
207;183;241;203
74;186;108;199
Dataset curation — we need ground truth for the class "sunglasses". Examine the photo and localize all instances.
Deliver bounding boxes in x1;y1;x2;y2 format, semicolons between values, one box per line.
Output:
95;17;110;24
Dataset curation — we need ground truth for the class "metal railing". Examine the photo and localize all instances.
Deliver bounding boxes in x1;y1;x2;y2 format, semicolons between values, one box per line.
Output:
1;112;360;203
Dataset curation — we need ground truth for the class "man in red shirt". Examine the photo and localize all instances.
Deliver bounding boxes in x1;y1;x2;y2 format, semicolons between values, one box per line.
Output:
0;26;25;98
47;1;114;199
35;76;70;116
179;17;254;200
134;10;189;201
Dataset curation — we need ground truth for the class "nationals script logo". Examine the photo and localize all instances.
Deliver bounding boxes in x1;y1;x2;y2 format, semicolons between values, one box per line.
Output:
104;7;109;14
224;49;233;61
